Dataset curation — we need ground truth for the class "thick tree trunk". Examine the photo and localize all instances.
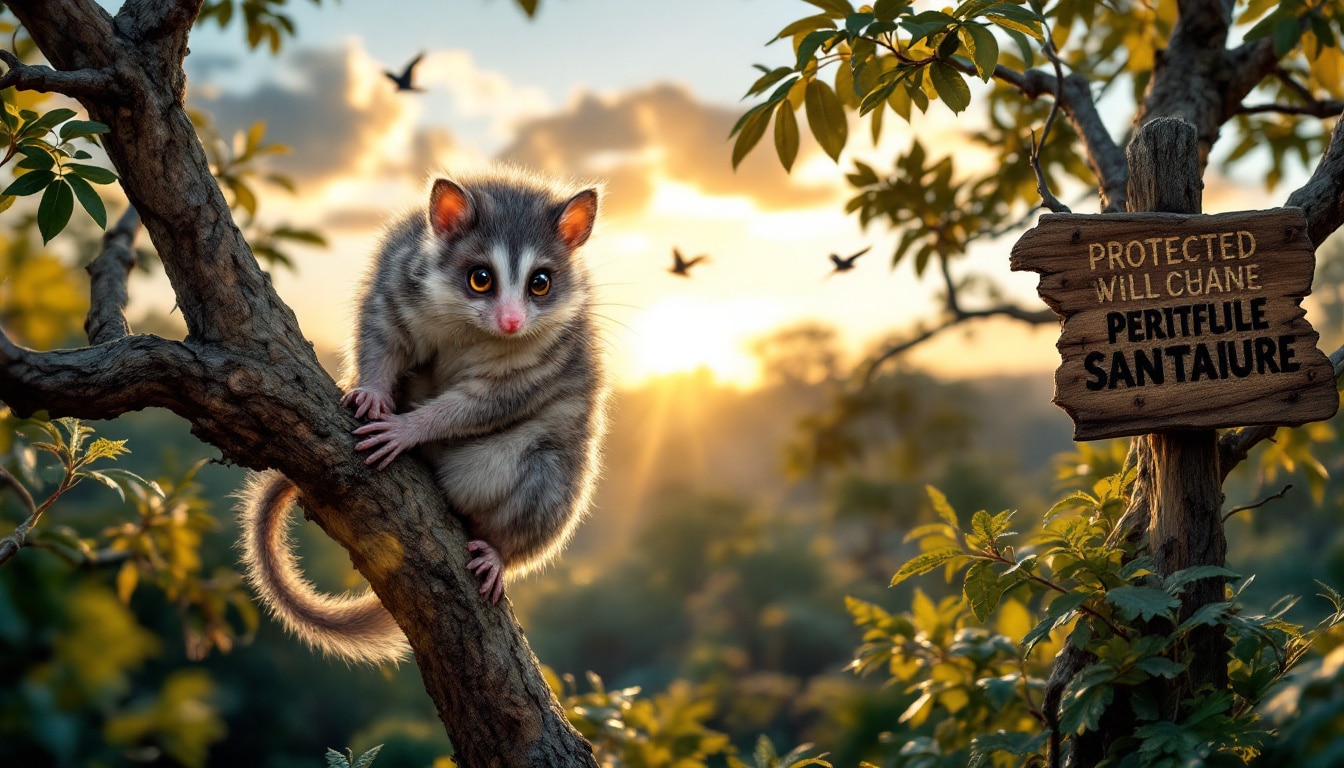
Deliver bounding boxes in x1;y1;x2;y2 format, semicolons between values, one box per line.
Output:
0;2;596;764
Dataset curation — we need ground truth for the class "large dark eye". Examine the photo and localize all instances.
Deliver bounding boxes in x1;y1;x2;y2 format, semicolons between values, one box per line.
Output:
468;267;493;294
529;271;551;297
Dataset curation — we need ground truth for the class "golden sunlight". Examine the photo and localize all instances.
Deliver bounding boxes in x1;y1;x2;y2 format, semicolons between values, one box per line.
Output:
620;296;786;389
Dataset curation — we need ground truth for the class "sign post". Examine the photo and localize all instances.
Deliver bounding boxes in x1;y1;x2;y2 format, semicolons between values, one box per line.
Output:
1012;118;1339;707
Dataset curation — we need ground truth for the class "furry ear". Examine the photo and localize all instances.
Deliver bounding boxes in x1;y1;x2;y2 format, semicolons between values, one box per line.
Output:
556;189;598;249
429;179;475;237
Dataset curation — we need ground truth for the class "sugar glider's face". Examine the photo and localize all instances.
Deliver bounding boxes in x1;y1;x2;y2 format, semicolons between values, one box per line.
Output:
424;177;597;339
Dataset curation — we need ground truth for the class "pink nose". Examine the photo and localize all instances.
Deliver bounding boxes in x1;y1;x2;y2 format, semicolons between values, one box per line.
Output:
498;314;523;334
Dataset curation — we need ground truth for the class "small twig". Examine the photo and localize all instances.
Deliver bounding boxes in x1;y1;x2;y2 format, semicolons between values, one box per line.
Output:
1030;26;1071;214
1222;484;1292;523
0;465;36;514
1238;101;1344;117
863;301;1057;383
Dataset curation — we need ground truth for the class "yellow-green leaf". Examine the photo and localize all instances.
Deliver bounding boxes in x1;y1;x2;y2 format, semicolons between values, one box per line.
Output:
804;79;848;161
773;102;800;172
929;62;971;113
116;560;139;604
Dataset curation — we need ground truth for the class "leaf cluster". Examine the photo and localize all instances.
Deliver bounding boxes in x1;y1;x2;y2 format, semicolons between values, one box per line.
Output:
547;669;833;768
850;476;1344;767
0;105;114;243
2;416;257;660
197;0;324;54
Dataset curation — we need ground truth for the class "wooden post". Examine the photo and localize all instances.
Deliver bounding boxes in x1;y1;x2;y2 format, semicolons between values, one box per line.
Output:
1127;117;1229;701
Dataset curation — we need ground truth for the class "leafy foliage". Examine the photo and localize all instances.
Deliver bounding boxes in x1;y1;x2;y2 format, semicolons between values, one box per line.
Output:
0;103;113;243
2;414;256;658
851;477;1344;766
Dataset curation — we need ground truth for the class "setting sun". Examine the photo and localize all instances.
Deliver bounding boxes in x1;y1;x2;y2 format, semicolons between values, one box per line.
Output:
619;296;791;389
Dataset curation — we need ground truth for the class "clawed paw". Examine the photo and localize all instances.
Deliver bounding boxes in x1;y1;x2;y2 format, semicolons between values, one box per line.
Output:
466;540;506;604
342;387;395;421
353;414;419;470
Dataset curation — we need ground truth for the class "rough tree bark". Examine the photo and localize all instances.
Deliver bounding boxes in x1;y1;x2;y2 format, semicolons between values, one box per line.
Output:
0;1;596;765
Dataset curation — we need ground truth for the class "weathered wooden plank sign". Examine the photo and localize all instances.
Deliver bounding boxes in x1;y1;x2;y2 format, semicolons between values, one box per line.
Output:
1011;207;1338;440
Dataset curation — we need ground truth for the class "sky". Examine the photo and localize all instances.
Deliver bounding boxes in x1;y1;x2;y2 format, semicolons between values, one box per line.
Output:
109;0;1298;390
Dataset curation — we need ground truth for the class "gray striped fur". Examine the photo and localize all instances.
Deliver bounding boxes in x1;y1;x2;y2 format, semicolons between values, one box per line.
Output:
238;167;608;665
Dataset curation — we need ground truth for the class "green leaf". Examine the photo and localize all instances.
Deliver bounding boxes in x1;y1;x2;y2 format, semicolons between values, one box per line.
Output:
24;107;78;136
82;436;129;463
37;178;74;244
926;485;959;529
1047;491;1097;520
58;119;109;141
67;163;117;184
93;467;166;499
350;744;383;768
771;14;837;43
115;560;138;603
796;29;842;69
929;61;971;113
804;79;848;161
1272;16;1302;57
731;105;772;170
746;66;798;97
1134;655;1185;679
1059;673;1113;734
969;731;1047;768
773;101;800;172
960;22;999;81
79;470;127;502
1177;601;1232;632
1105;586;1179;622
891;547;966;587
964;559;1012;621
1162;565;1239;596
67;173;107;229
1023;591;1089;656
802;0;856;17
873;0;905;21
3;168;55;197
983;4;1044;39
16;146;55;172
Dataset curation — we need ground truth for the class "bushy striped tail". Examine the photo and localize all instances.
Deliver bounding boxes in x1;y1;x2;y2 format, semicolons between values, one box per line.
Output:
237;471;410;666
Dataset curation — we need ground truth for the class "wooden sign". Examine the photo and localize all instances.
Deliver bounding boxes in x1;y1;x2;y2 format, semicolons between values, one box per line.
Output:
1011;208;1338;440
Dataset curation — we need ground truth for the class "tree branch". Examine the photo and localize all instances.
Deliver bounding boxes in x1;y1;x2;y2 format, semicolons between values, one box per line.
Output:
84;206;141;345
1238;101;1344;117
1218;342;1344;479
1222;484;1292;523
864;300;1056;382
0;465;36;515
992;66;1128;211
0;50;117;99
1287;109;1344;247
0;330;216;420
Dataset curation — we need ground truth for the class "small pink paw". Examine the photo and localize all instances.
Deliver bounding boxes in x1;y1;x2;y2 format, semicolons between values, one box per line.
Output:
342;387;395;421
353;413;421;470
466;540;506;604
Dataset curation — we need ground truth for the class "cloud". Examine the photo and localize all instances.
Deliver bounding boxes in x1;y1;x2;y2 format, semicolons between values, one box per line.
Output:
191;45;420;188
496;84;838;219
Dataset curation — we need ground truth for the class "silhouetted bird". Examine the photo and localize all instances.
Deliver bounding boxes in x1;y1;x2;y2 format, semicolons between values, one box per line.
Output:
670;248;709;277
385;52;426;92
828;245;871;274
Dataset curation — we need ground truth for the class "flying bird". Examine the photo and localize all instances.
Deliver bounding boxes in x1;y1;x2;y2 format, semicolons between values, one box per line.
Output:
669;248;709;277
385;52;426;92
828;246;871;274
